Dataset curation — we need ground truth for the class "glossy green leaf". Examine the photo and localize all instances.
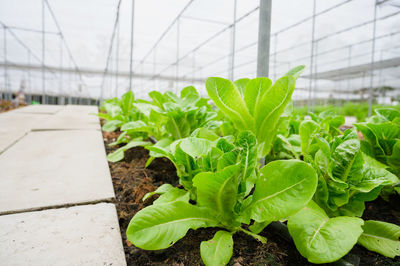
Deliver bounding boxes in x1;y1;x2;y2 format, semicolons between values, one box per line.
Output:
102;120;123;132
180;137;214;158
375;108;400;122
234;78;250;96
244;77;272;116
236;131;258;181
200;230;233;266
142;184;174;201
126;201;218;250
285;65;306;79
299;120;320;158
249;160;317;223
193;165;240;222
206;77;254;131
153;187;189;205
288;201;364;263
107;139;150;162
358;220;400;258
332;138;362;182
256;76;296;156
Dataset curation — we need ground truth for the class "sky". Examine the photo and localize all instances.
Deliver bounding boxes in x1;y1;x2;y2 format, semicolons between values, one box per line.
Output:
0;0;399;101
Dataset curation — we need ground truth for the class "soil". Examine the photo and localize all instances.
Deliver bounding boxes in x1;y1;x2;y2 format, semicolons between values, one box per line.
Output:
102;125;400;266
0;100;26;113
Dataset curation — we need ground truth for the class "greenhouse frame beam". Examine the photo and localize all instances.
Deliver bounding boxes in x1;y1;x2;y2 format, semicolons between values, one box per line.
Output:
6;25;59;35
302;57;400;81
44;0;89;98
134;0;195;71
149;6;260;82
100;0;122;102
0;62;206;83
180;16;230;26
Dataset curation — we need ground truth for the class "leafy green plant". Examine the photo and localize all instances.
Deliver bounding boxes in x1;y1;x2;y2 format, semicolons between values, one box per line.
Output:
127;132;318;265
355;108;400;177
205;65;305;157
286;121;399;263
99;91;140;132
106;87;220;163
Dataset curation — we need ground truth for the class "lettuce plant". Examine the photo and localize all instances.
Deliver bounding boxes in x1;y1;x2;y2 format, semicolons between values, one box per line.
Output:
99;91;141;132
355;108;400;177
205;65;305;157
127;131;318;266
106;87;220;163
286;121;399;263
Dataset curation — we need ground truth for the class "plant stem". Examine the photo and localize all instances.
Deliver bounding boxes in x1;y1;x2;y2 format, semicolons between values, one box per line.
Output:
238;227;267;243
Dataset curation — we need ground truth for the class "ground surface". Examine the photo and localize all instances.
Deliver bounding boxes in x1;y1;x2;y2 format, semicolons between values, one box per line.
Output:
0;105;126;265
103;129;400;266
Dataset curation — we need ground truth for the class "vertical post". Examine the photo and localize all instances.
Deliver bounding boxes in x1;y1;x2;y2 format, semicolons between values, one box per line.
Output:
273;33;278;81
176;18;180;91
313;40;318;110
308;0;316;113
3;26;7;100
59;34;63;105
68;61;72;104
346;45;352;101
229;0;237;81
153;48;156;88
377;50;383;103
115;19;120;97
129;0;135;91
368;0;377;116
256;0;272;166
192;50;196;83
27;51;32;103
42;0;46;104
256;0;272;77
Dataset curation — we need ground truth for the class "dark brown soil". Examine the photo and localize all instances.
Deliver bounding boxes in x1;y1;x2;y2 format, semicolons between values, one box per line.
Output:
0;100;25;113
102;126;400;266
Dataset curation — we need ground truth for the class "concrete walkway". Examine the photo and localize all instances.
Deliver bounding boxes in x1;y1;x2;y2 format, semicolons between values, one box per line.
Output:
0;105;126;265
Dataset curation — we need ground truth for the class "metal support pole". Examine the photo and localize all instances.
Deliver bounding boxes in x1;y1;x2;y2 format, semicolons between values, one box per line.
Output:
153;48;156;88
68;61;71;104
59;34;63;105
256;0;272;77
346;45;352;101
368;0;378;116
42;0;46;104
192;50;196;83
273;33;278;80
176;18;180;90
3;26;7;100
129;0;135;91
256;0;272;166
308;0;316;113
377;50;383;103
115;19;119;97
27;51;32;103
229;0;237;81
313;41;318;109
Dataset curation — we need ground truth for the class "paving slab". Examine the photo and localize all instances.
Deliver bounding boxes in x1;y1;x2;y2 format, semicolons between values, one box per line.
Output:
65;104;98;114
0;130;115;214
0;112;50;153
0;203;126;266
12;104;65;114
32;106;100;131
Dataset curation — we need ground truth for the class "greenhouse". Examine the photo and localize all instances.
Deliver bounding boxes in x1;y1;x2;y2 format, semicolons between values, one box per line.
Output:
0;0;399;265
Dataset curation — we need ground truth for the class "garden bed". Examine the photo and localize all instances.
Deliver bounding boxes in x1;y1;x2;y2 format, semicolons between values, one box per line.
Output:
0;100;26;113
102;129;400;266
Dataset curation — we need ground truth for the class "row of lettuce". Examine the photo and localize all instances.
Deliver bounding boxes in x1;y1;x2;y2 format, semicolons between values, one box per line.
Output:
99;65;400;265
